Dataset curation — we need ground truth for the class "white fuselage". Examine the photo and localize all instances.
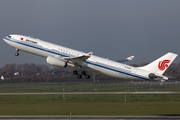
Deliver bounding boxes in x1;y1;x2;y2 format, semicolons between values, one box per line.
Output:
3;35;153;80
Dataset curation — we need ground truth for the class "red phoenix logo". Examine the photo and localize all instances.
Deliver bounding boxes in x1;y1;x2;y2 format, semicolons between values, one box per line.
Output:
158;60;171;71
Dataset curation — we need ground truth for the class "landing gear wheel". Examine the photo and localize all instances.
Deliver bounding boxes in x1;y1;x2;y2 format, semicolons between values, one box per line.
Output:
81;71;87;75
77;74;82;79
15;48;19;56
15;53;19;56
85;75;90;79
73;70;78;75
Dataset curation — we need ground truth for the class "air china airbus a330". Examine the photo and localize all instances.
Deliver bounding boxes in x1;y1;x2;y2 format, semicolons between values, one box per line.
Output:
3;34;178;81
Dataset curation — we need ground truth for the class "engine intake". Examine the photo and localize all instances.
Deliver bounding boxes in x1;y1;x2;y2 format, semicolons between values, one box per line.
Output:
46;56;67;67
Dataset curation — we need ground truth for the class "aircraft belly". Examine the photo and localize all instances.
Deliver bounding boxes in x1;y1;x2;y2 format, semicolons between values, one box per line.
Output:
87;64;99;71
95;65;139;80
7;41;52;57
96;66;120;78
87;59;99;71
23;47;51;57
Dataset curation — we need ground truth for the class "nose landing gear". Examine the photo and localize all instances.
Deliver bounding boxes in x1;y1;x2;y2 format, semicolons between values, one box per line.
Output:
15;49;19;56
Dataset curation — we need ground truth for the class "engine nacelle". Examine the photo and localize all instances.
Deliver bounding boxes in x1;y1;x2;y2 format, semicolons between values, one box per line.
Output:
148;73;158;79
148;73;168;81
46;56;67;67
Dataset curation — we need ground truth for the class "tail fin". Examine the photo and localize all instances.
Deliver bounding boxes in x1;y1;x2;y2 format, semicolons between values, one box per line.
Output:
138;52;178;75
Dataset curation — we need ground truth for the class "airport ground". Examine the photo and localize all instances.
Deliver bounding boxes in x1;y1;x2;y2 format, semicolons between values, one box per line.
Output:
0;82;180;116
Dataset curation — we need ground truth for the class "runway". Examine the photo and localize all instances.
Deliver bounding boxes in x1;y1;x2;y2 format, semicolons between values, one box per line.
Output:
0;91;180;95
0;115;180;120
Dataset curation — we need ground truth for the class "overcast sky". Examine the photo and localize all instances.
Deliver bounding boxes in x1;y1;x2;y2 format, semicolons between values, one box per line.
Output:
1;0;180;67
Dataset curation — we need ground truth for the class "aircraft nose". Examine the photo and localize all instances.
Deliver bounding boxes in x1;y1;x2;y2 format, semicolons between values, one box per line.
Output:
3;35;11;41
3;36;7;41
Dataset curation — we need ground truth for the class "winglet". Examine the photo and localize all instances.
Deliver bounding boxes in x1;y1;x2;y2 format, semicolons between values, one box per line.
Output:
116;55;135;63
126;56;134;61
88;52;93;56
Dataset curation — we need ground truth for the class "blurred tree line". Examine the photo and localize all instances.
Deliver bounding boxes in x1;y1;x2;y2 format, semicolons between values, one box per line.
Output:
0;62;179;83
0;63;109;83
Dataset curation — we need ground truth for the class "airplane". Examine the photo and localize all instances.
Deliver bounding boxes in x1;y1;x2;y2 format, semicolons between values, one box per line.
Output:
3;34;178;81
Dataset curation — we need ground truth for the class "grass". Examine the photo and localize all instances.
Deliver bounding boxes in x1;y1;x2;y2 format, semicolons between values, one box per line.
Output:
1;101;180;115
0;82;180;93
0;94;180;115
0;83;180;115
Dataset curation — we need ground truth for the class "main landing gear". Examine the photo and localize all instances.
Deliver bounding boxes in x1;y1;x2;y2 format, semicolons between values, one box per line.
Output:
73;70;90;79
15;49;19;56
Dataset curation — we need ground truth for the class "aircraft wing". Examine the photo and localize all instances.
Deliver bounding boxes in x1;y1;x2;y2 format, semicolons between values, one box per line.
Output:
64;52;93;67
116;55;134;63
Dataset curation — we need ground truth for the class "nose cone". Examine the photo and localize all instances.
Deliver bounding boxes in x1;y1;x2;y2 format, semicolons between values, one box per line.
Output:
3;36;8;41
3;35;11;41
3;35;12;45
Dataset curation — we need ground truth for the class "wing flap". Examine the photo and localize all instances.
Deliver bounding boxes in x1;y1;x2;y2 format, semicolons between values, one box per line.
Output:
64;52;93;67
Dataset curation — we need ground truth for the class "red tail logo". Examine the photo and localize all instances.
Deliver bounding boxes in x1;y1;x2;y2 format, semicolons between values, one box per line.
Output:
158;60;171;71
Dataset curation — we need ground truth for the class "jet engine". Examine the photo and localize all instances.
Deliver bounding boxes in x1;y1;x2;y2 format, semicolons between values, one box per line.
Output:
46;56;67;67
148;73;159;79
148;73;168;80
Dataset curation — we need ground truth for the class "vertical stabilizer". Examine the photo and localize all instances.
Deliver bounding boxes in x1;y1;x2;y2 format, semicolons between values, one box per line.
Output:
138;52;178;75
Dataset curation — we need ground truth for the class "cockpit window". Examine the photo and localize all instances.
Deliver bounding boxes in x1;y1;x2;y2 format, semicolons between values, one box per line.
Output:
8;35;11;38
